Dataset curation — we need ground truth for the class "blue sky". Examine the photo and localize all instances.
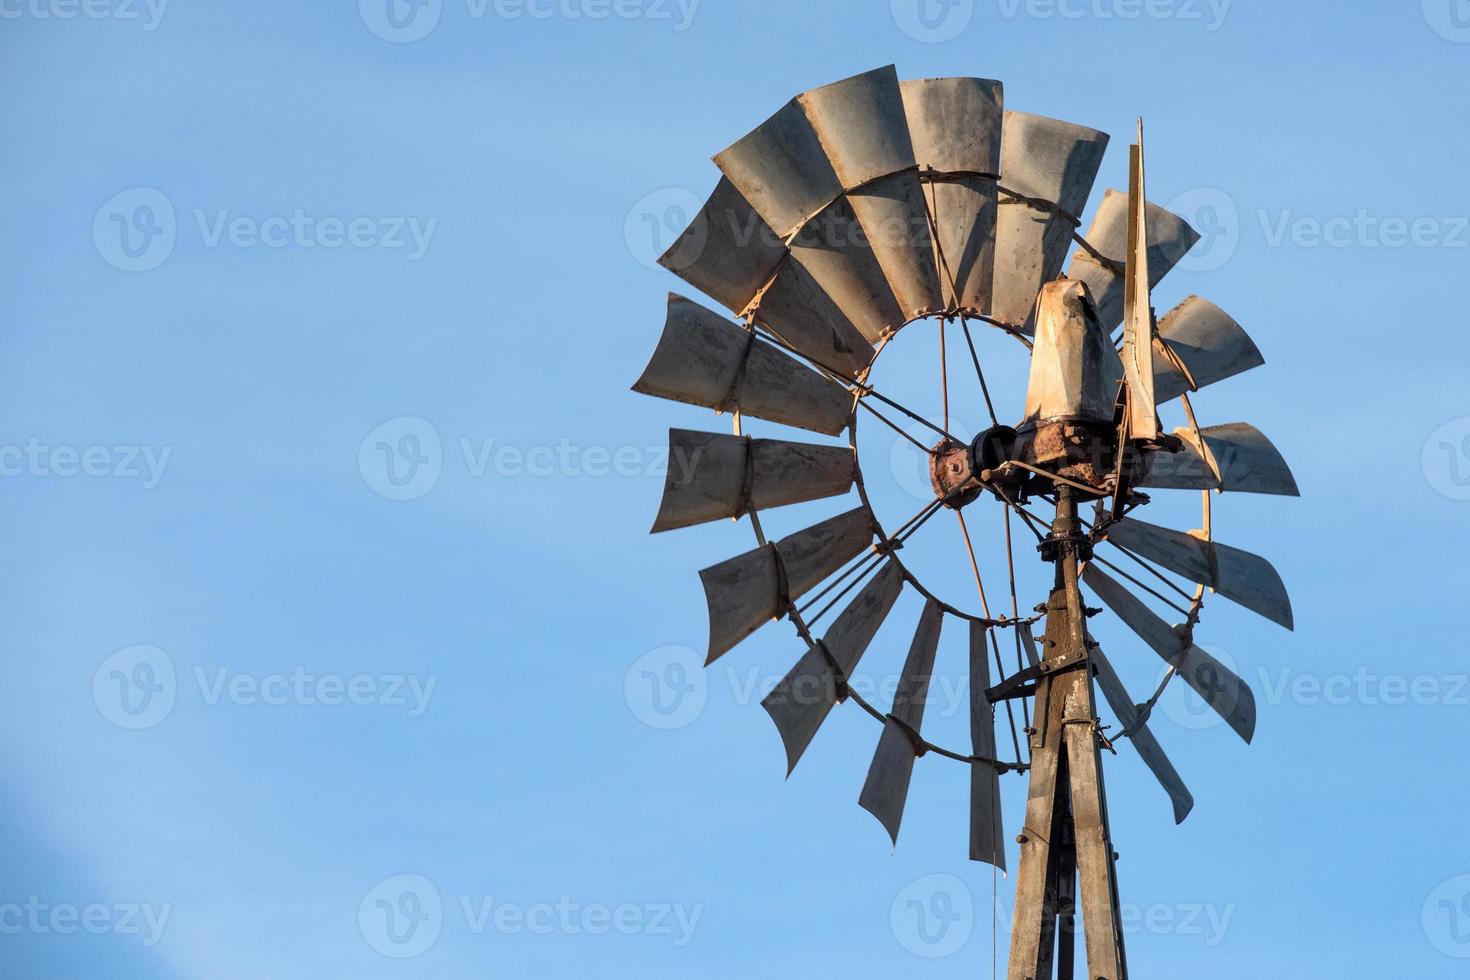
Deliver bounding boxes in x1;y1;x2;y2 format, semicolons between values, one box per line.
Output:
2;1;1469;977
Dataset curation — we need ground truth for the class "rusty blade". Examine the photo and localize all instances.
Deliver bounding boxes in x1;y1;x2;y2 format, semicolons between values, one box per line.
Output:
1067;189;1200;332
658;178;787;316
859;598;944;845
652;430;855;533
750;256;877;381
700;507;874;663
901;77;1004;315
992;111;1110;329
1103;517;1294;630
714;99;842;239
786;196;906;343
762;561;905;773
969;621;1006;870
1090;644;1194;824
1133;429;1219;491
1122;126;1159;441
1193;422;1299;497
1082;564;1256;744
632;295;853;436
1153;296;1265;404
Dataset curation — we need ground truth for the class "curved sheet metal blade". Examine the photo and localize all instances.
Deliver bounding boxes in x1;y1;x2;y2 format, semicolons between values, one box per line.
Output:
762;561;905;773
652;430;855;533
969;621;1006;869
1153;296;1265;404
1194;422;1299;497
1082;564;1256;744
1103;517;1293;630
751;256;877;381
1133;429;1219;491
1090;644;1194;824
799;67;940;318
1067;190;1201;332
992;111;1110;329
901;78;1004;315
786;196;906;343
714;99;843;239
631;295;853;436
700;507;874;663
658;178;787;316
860;598;943;845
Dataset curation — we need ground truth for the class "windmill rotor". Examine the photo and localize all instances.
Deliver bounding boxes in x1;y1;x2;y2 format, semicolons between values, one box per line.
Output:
633;65;1297;978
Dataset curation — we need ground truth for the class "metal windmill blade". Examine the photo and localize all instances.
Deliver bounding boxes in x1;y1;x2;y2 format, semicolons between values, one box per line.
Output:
636;69;1299;980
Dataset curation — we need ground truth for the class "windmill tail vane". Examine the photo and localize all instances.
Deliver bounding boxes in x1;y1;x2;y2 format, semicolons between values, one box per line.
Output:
632;65;1297;979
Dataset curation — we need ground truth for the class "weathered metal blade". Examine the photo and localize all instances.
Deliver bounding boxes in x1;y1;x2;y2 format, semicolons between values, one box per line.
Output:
1132;428;1219;491
1082;564;1256;744
1068;190;1201;332
632;295;854;436
860;598;943;845
1193;422;1299;497
1019;626;1041;667
795;67;942;319
991;111;1110;330
969;621;1006;870
901;77;1004;316
658;178;787;316
652;430;855;533
701;507;874;663
714;98;843;239
1122;125;1159;441
750;256;877;380
1153;296;1265;404
785;196;906;343
1102;518;1294;630
762;561;905;773
1089;644;1194;824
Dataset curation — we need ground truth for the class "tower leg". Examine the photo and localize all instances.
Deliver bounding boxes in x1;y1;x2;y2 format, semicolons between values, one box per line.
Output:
1007;489;1127;980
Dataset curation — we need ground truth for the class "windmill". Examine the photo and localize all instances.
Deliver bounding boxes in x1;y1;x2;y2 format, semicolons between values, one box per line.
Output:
633;66;1296;979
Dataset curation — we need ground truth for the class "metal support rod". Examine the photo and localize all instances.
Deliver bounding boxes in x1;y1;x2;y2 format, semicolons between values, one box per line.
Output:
1007;487;1128;980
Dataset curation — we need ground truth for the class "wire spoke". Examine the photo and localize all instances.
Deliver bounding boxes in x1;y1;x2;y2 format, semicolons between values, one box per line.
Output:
960;319;1000;427
858;399;932;455
957;510;1024;765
